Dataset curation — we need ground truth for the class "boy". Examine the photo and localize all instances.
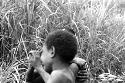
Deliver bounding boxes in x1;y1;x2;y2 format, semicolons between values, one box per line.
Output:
27;54;88;83
28;30;80;83
27;28;88;83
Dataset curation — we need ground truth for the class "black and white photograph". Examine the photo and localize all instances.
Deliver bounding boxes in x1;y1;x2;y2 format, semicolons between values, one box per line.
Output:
0;0;125;83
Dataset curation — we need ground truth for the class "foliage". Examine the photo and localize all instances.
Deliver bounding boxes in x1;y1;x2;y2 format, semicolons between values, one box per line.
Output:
0;0;125;83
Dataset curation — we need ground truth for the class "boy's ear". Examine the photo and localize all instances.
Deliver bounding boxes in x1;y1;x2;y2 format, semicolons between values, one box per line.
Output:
50;46;55;58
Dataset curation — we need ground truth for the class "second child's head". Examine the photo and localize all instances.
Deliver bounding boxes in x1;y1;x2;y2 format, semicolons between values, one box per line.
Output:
40;30;78;67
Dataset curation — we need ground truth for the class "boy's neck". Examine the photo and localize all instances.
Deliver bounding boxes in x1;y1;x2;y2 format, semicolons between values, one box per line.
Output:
52;58;70;71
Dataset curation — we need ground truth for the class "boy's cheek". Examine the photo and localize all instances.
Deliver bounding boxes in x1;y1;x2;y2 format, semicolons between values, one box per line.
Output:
40;52;52;65
40;54;48;65
40;55;45;64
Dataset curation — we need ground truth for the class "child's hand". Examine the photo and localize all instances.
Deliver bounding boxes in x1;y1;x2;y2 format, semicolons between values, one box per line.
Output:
76;66;88;82
73;57;86;68
28;50;43;68
73;57;89;82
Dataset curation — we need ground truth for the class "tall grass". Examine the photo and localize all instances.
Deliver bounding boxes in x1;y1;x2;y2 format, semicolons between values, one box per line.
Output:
0;0;125;83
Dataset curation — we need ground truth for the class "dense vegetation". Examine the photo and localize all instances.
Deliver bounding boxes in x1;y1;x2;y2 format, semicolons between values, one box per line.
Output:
0;0;125;83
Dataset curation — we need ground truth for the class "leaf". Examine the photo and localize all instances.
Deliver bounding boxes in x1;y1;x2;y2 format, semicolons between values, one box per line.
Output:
47;21;56;32
61;15;71;25
47;0;57;13
41;6;51;18
37;26;48;39
48;13;58;23
98;34;110;43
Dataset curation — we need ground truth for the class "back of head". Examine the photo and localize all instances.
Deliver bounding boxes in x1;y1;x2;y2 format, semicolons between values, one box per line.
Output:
45;30;78;63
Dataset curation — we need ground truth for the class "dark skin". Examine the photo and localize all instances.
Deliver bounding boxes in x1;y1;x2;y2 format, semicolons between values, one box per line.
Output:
26;29;88;83
26;64;78;83
26;53;88;83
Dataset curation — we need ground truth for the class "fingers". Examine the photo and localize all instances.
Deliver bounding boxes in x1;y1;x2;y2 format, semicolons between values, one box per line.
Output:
76;76;88;80
76;69;89;82
28;50;43;68
73;58;89;82
76;78;87;82
76;74;89;82
28;50;42;58
28;50;41;62
77;70;88;78
77;70;87;75
73;57;88;70
79;65;87;70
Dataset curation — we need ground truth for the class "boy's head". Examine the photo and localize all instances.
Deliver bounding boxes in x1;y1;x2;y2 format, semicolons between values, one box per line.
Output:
40;30;78;66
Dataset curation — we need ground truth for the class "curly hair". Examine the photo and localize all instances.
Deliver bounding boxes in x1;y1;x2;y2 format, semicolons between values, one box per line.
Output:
45;30;78;63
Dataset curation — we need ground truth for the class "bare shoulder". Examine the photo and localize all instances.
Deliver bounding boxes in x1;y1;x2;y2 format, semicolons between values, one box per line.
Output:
47;70;72;83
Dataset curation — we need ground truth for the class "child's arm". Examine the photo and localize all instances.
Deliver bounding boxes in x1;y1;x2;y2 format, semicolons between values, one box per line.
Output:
35;65;50;83
73;57;88;82
28;50;50;83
